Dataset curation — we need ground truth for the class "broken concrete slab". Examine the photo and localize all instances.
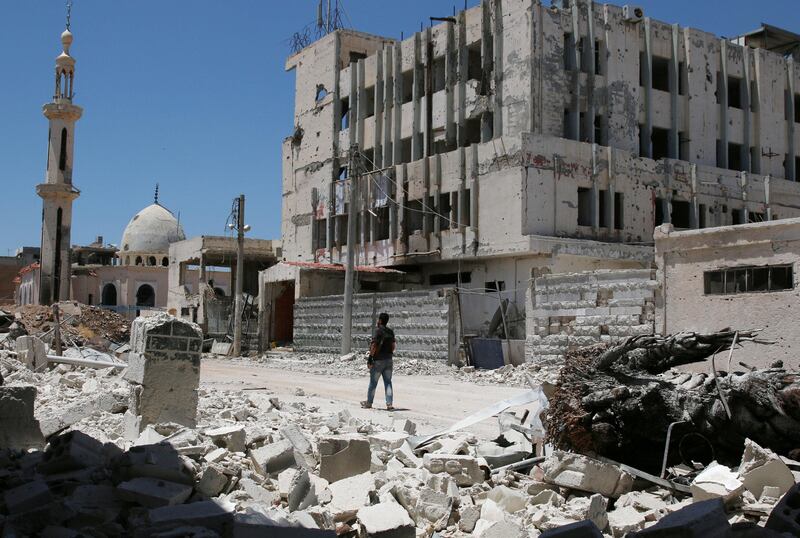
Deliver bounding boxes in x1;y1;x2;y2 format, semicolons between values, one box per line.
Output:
146;499;235;534
458;505;480;533
327;472;375;522
486;485;528;513
0;385;44;450
15;335;47;371
369;431;409;452
117;477;193;508
356;502;414;538
414;487;452;525
477;520;527;538
540;451;633;498
423;453;485;486
250;439;296;477
197;463;229;497
738;438;795;499
39;430;104;474
392;419;417;435
607;504;647;537
318;435;371;483
205;425;247;453
690;462;745;503
4;479;53;514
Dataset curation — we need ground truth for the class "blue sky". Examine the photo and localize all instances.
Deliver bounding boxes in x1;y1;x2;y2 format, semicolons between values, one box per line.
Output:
1;1;798;255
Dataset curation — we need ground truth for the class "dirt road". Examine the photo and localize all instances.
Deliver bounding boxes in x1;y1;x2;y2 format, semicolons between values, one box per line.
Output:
201;359;529;439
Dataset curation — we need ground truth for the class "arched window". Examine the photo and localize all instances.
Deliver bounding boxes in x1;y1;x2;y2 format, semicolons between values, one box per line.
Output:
135;256;143;266
162;257;169;267
148;256;157;266
59;128;67;171
136;284;156;307
101;283;117;306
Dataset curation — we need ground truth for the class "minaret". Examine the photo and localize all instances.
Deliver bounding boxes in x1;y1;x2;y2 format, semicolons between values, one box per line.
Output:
37;15;82;304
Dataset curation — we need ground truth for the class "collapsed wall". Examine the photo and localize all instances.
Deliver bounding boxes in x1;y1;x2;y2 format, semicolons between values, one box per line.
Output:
526;269;657;365
293;290;454;360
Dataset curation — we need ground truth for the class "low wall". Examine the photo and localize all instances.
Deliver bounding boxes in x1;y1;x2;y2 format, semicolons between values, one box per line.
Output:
293;290;455;360
526;269;657;365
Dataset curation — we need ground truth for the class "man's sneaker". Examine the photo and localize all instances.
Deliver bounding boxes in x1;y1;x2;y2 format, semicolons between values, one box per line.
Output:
360;401;372;409
386;404;395;411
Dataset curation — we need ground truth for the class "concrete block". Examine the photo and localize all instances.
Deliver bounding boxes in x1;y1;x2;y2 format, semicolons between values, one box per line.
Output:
423;453;484;486
117;477;193;508
765;483;800;536
0;386;44;450
393;441;421;468
539;520;604;537
250;439;296;477
4;480;53;514
357;502;414;537
738;438;795;499
239;477;279;505
39;430;103;474
232;509;336;537
281;424;317;468
318;435;371;483
15;335;47;370
486;485;527;513
369;431;409;451
205;425;246;453
607;505;647;537
147;499;234;533
119;443;196;485
197;463;229;497
327;472;375;522
458;505;480;532
628;498;729;537
690;462;744;502
479;520;526;538
392;419;417;435
541;451;633;498
414;487;451;525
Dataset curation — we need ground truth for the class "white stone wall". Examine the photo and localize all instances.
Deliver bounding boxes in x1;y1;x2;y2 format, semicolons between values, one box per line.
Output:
526;269;657;365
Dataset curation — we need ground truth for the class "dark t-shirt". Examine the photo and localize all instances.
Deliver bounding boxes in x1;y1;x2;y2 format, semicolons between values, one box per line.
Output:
372;326;395;360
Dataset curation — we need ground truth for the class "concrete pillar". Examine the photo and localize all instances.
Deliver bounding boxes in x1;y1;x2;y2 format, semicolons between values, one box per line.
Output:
742;46;753;172
393;45;403;165
568;4;580;142
690;163;699;229
719;39;730;170
787;58;796;181
15;335;47;371
0;386;44;450
123;314;203;439
445;20;456;150
583;1;596;144
492;0;503;138
669;24;680;159
383;45;394;167
348;61;357;148
641;18;653;159
765;175;773;220
740;171;749;223
374;52;384;169
397;164;408;254
356;59;366;149
456;11;468;147
412;33;423;161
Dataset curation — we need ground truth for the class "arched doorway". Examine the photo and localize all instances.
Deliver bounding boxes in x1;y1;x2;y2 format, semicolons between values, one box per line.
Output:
136;284;156;307
101;283;117;306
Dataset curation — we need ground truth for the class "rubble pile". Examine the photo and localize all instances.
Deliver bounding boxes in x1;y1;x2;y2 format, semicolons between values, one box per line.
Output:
248;352;561;388
2;350;798;536
3;303;130;348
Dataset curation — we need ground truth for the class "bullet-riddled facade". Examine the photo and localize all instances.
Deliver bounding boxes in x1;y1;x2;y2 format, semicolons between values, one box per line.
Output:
280;0;800;332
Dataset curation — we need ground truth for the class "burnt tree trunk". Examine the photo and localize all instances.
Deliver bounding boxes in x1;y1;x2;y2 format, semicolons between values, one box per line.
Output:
546;331;800;472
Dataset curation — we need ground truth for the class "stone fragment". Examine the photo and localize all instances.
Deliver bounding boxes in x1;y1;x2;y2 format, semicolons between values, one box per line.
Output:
281;423;317;468
318;435;371;483
205;425;247;453
328;472;375;522
530;489;564;507
607;504;647;537
39;430;103;474
415;487;451;525
628;498;729;537
459;505;480;532
369;431;409;452
423;453;485;486
118;443;195;485
486;485;527;513
205;446;228;463
690;462;744;502
540;451;633;498
738;438;795;499
357;502;415;537
197;463;229;497
478;520;526;538
15;335;47;370
134;425;167;446
117;477;193;508
392;419;417;435
4;480;53;514
429;435;469;455
239;477;279;505
250;439;296;477
147;499;234;534
0;385;44;450
539;520;603;537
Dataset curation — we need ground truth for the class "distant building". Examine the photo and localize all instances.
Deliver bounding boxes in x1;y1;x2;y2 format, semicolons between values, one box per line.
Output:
269;0;800;353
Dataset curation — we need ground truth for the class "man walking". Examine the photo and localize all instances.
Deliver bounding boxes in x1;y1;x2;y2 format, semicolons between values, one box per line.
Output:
361;312;395;410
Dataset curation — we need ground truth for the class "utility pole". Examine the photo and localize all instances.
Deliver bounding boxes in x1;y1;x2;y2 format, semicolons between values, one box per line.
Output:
341;145;360;354
232;194;246;357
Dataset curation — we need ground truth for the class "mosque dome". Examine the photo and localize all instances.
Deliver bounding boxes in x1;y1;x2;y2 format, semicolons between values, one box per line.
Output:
120;203;186;266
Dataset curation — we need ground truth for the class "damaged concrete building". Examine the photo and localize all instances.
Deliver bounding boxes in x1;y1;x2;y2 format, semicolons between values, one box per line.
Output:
270;0;800;359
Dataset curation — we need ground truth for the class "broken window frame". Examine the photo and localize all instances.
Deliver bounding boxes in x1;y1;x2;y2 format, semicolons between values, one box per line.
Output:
704;264;794;295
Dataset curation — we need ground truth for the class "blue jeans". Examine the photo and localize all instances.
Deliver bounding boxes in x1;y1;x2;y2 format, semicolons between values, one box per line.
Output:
367;359;393;406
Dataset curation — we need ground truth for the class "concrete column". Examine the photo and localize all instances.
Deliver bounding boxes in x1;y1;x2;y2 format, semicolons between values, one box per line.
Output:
422;156;431;247
327;182;334;256
398;164;408;253
492;0;503;138
787;58;796;181
583;1;596;144
423;27;433;158
123;314;203;439
719;39;730;169
456;11;468;147
740;171;749;223
607;146;617;232
432;154;442;239
458;146;467;236
412;33;423;161
641;18;653;158
445;21;456;150
765;174;773;220
389;170;397;242
374;51;384;169
349;61;357;147
591;144;600;231
568;4;581;141
393;45;403;164
742;47;752;172
690;163;699;228
356;59;366;149
470;144;479;246
669;24;680;159
383;45;394;166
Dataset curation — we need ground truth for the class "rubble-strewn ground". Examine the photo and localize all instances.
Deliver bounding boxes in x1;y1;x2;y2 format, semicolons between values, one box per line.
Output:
5;303;131;346
2;347;796;537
